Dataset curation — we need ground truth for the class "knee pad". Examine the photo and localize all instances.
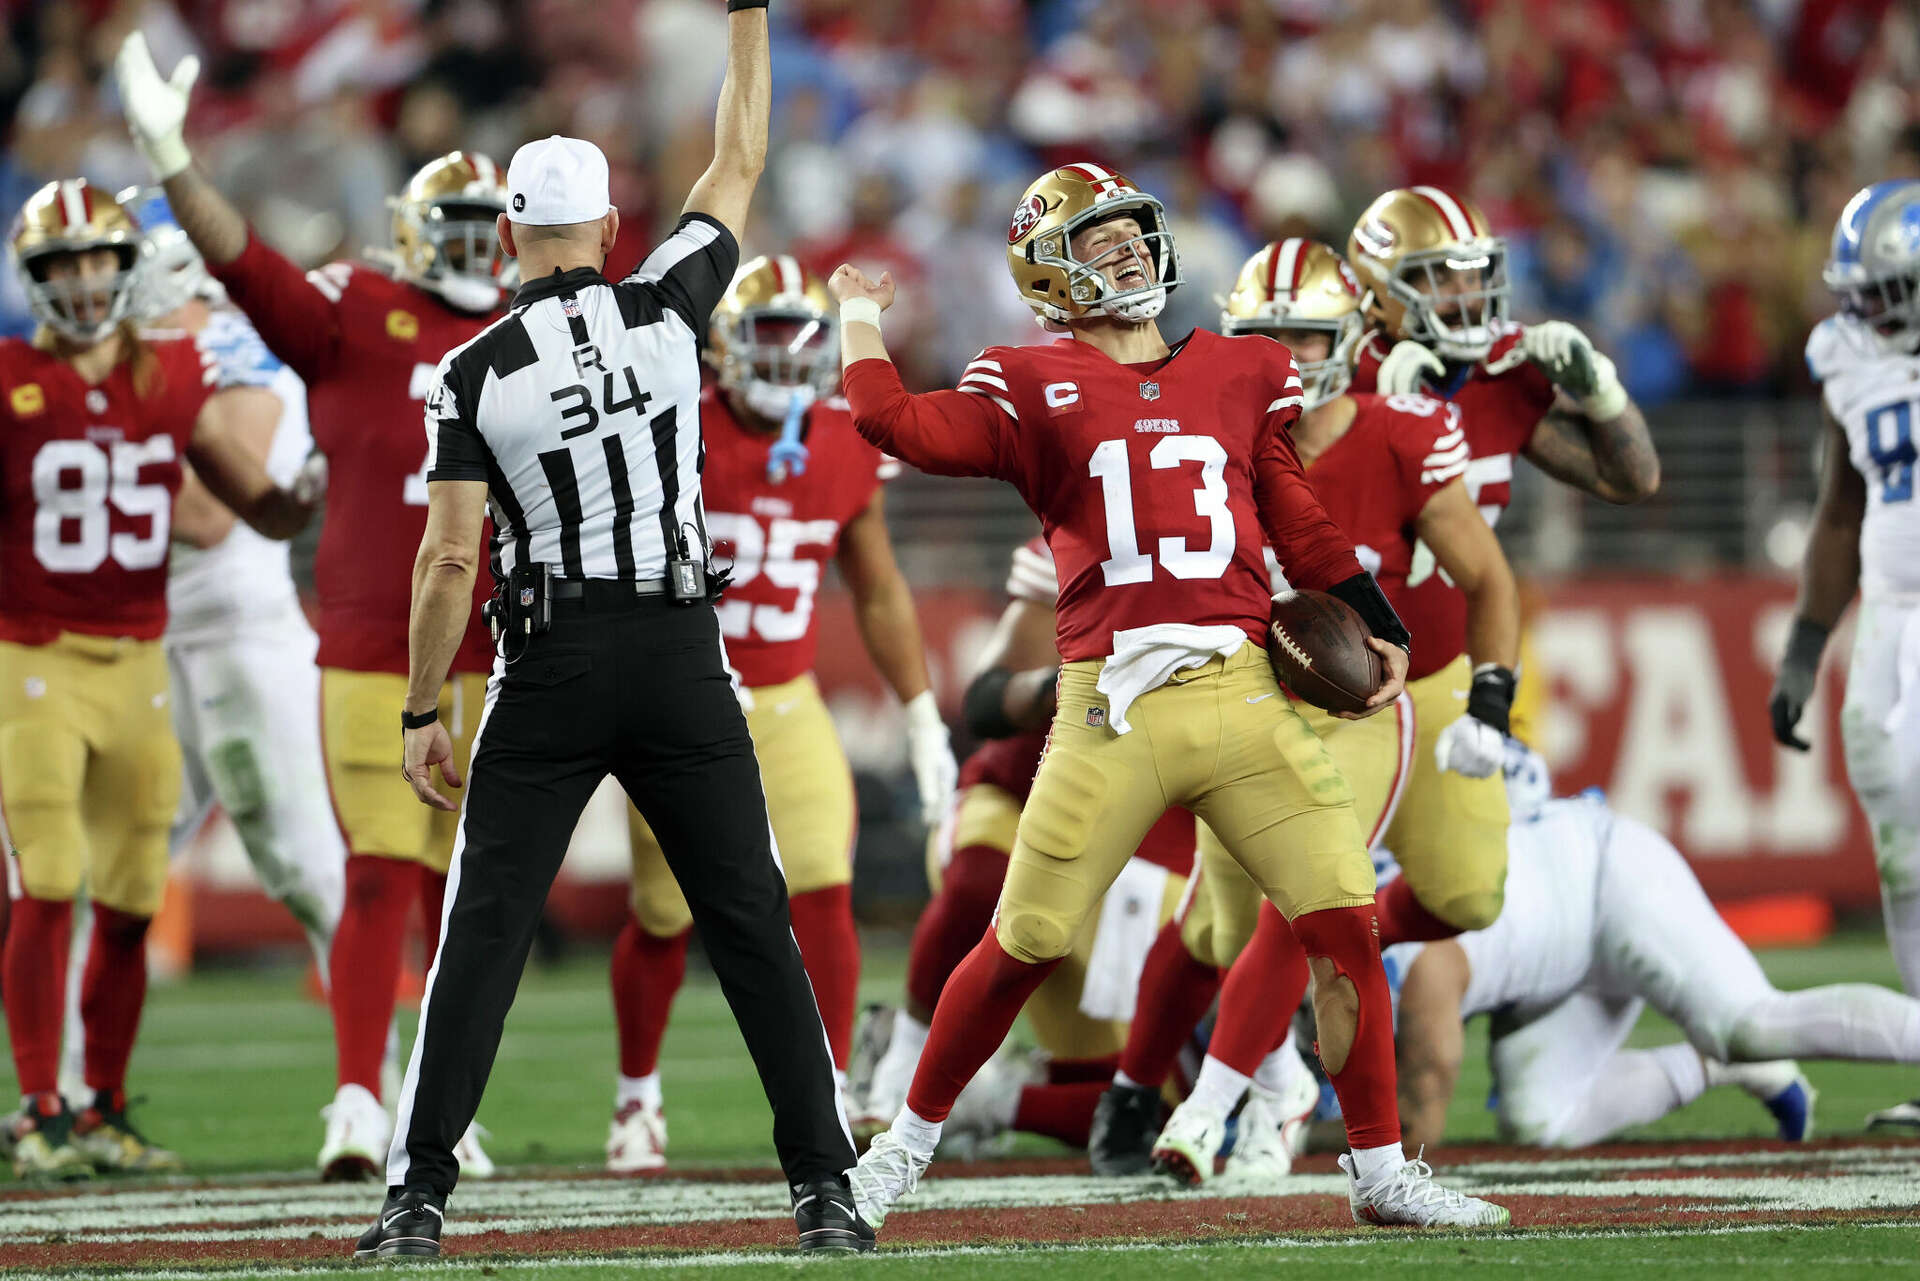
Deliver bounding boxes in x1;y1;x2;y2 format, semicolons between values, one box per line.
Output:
995;904;1075;965
1429;884;1506;934
0;722;86;899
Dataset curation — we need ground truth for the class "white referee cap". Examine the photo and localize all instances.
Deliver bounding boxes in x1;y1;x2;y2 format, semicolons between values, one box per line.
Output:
506;135;612;227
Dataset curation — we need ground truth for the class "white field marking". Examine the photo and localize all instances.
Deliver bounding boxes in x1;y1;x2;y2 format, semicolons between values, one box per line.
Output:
8;1145;1920;1245
7;1222;1920;1280
129;1036;739;1074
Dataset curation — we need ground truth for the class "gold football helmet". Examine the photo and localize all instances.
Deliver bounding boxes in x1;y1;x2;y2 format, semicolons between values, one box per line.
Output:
708;254;840;422
1348;186;1509;362
10;180;142;345
1006;163;1181;325
1222;239;1364;410
387;151;512;311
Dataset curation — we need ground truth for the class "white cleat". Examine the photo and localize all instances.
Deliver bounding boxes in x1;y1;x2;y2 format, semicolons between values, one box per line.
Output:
318;1084;391;1183
605;1099;668;1174
1223;1068;1320;1184
455;1122;496;1179
940;1046;1028;1160
847;1129;931;1230
1151;1099;1228;1187
1865;1098;1920;1131
1340;1152;1510;1228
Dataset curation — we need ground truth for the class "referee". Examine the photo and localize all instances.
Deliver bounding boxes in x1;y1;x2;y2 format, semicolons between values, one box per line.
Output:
357;2;870;1259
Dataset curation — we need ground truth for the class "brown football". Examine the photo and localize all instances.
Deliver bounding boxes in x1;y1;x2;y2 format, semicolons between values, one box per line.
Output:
1267;589;1382;716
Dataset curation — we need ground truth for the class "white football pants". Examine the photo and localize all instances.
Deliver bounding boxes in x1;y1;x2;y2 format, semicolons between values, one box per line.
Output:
1841;597;1920;995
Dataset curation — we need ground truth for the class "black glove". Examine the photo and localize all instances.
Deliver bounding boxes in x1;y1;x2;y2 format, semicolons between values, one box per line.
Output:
1769;617;1830;752
726;0;770;10
1327;571;1412;653
1466;663;1518;736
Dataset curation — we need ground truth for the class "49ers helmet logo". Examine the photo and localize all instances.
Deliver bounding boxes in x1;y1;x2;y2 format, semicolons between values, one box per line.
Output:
1353;216;1396;260
1008;194;1048;245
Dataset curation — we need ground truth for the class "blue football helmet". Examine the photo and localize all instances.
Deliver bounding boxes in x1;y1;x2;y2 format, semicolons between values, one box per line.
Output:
1824;180;1920;354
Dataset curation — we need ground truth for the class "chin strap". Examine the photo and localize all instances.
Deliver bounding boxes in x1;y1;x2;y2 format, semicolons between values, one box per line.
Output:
767;391;811;484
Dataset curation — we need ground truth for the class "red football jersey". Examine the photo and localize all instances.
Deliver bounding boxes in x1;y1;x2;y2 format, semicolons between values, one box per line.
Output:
955;536;1194;877
1350;324;1555;679
212;237;495;676
0;337;216;645
701;386;895;688
1304;394;1470;680
844;329;1361;662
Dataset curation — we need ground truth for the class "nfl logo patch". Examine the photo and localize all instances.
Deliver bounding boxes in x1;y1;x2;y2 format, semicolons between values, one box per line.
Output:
1085;706;1105;728
562;297;583;319
519;587;535;607
1138;381;1160;401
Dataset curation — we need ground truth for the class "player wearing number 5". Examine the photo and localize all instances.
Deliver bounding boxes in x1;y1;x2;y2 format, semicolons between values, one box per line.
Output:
836;164;1507;1229
608;255;954;1173
1774;180;1920;1132
113;32;507;1179
0;180;316;1178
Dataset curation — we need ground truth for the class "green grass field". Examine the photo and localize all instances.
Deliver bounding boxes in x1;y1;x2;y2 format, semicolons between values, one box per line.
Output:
5;929;1919;1278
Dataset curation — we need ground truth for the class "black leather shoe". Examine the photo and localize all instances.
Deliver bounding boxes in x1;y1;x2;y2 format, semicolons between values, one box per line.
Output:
1089;1083;1161;1176
353;1187;445;1260
793;1177;876;1253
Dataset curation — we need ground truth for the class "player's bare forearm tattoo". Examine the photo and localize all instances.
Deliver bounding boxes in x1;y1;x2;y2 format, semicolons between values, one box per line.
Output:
161;166;249;267
1527;404;1660;505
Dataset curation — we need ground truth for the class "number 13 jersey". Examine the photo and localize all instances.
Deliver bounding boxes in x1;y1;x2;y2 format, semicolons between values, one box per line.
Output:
844;330;1362;662
1807;313;1920;600
699;385;896;688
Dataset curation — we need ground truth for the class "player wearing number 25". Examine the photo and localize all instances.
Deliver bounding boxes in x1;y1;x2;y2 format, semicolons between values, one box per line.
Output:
111;29;511;1180
0;178;315;1178
608;255;956;1174
835;164;1509;1230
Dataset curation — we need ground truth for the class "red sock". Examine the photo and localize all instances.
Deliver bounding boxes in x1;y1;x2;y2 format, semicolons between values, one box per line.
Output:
330;855;418;1097
906;929;1058;1122
1374;877;1459;949
80;904;151;1098
788;884;859;1070
610;914;691;1079
1209;902;1309;1076
906;843;1008;1013
2;896;72;1096
420;869;447;968
1289;903;1400;1149
1012;1080;1109;1147
1116;918;1220;1087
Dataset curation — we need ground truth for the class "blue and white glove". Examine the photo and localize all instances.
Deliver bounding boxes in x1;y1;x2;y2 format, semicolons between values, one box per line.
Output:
1521;321;1627;420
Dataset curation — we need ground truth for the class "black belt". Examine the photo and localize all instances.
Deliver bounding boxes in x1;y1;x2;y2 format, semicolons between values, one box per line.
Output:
549;577;672;603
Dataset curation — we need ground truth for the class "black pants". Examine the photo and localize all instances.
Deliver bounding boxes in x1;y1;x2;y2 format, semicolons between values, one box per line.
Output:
390;593;854;1196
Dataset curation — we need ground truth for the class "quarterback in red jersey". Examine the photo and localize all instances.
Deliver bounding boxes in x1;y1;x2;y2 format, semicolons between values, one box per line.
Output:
834;162;1505;1228
604;255;955;1174
1137;239;1525;1187
115;31;505;1180
0;180;314;1179
850;534;1198;1153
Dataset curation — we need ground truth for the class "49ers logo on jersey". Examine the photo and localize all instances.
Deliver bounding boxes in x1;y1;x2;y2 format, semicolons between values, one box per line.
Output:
1009;195;1048;245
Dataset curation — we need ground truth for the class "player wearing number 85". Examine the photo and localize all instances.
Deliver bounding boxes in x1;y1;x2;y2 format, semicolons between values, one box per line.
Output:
112;31;507;1181
608;255;956;1173
0;178;316;1179
1775;179;1920;1132
833;164;1508;1229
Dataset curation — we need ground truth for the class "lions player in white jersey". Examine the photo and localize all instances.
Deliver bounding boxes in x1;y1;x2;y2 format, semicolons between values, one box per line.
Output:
1772;179;1920;1131
1389;748;1920;1151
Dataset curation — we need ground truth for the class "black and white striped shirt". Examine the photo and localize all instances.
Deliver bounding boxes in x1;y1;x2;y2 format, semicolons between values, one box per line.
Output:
423;213;738;581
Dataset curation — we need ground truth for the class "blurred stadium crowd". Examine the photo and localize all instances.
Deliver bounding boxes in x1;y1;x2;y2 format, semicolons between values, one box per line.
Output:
1;0;1914;404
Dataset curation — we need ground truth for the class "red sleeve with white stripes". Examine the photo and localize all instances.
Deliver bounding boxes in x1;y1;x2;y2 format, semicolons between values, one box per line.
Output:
1401;398;1469;501
842;356;1017;479
1253;351;1362;590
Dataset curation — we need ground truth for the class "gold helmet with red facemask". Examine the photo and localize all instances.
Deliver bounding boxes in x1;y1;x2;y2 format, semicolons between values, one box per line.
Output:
384;150;514;312
1222;238;1365;410
9;179;142;345
1348;186;1509;363
1005;163;1182;326
707;253;841;424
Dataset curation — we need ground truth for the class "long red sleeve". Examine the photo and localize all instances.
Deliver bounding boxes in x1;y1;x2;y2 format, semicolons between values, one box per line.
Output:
1254;408;1364;591
208;232;347;385
842;357;1015;480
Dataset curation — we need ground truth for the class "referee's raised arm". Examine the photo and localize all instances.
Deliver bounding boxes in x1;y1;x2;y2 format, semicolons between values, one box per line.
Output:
681;1;772;244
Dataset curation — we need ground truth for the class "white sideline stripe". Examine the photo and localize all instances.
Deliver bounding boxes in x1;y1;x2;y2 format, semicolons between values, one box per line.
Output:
11;1222;1919;1280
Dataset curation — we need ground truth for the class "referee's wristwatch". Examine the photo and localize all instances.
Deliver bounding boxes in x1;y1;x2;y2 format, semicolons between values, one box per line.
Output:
401;708;439;731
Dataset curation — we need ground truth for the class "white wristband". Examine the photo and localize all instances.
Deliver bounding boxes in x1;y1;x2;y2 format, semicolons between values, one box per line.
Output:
839;297;883;330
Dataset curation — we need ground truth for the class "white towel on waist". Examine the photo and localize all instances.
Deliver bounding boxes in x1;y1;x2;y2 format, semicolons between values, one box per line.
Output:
1078;857;1174;1022
1096;623;1251;734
